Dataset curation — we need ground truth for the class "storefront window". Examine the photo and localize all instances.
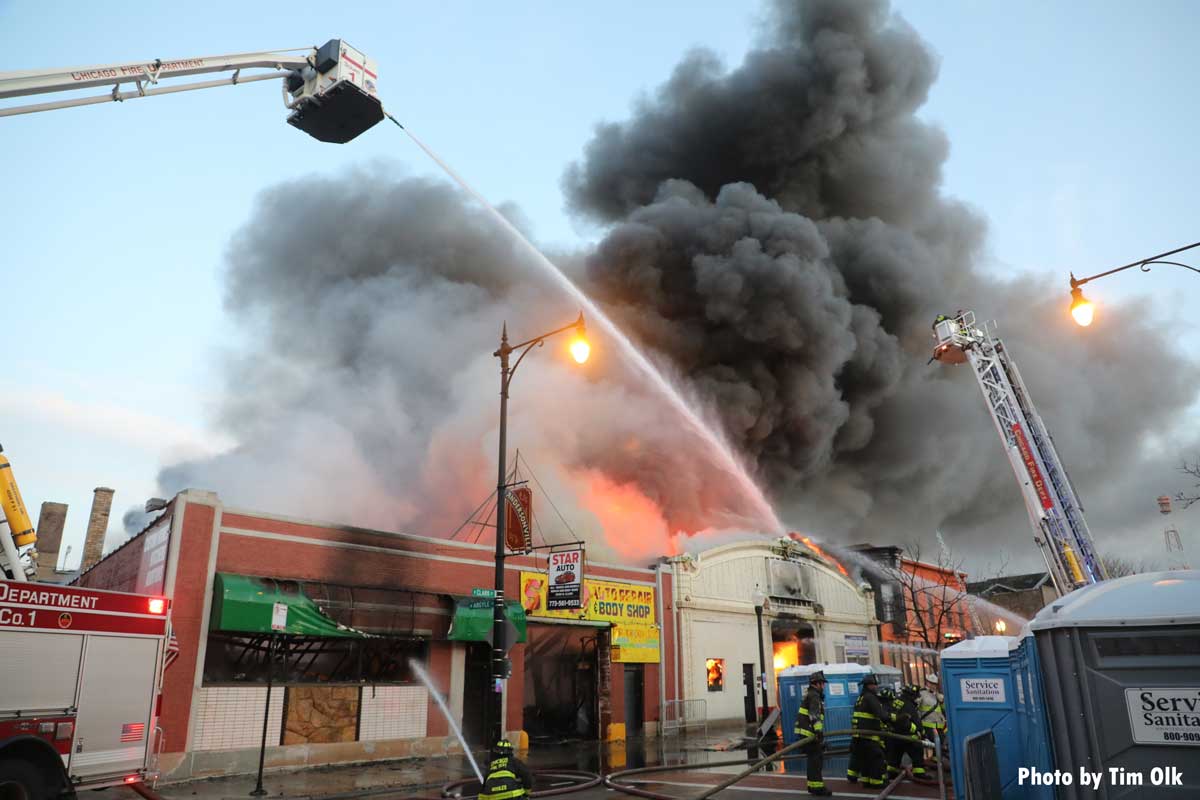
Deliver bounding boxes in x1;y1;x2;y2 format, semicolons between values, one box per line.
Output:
203;632;428;684
705;658;725;691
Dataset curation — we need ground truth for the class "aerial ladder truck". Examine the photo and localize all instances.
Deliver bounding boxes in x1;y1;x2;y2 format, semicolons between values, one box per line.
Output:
932;311;1107;595
0;40;384;796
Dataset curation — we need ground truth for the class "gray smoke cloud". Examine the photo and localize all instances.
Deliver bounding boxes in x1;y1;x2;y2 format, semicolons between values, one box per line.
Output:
148;0;1199;572
153;166;749;562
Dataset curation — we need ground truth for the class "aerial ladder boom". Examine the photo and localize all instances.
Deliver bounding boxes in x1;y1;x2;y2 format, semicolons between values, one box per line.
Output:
0;41;384;575
0;445;38;582
0;38;383;142
932;312;1107;595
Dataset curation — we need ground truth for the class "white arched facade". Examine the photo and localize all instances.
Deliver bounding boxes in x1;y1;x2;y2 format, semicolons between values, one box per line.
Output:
667;538;880;725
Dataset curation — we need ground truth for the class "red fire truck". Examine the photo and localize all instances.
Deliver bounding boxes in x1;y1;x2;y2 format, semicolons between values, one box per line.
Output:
0;579;170;798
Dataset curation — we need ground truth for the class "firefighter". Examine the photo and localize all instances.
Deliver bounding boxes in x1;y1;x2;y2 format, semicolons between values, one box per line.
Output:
919;674;947;740
848;674;887;789
794;670;831;796
887;685;926;779
479;739;533;800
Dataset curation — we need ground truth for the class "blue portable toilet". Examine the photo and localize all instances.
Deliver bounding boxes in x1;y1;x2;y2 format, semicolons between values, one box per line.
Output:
941;635;1031;800
1008;632;1054;795
778;663;872;748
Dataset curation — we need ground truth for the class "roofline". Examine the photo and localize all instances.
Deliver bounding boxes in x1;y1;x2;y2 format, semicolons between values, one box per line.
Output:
219;495;657;575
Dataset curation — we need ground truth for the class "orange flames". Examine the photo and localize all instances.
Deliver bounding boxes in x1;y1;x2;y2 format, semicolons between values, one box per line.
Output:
574;470;681;559
773;640;798;673
705;658;724;690
793;533;850;577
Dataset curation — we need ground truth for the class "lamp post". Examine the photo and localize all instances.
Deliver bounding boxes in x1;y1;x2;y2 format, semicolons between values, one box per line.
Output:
1068;240;1200;326
489;313;589;745
750;587;771;735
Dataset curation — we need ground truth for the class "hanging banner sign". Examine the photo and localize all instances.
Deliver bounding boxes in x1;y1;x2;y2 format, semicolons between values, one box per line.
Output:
1011;423;1054;510
612;623;659;663
504;487;534;554
844;634;869;659
547;548;584;610
271;602;289;632
520;572;655;627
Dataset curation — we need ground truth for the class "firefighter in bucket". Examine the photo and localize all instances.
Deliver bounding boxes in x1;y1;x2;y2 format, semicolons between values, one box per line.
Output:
479;739;533;800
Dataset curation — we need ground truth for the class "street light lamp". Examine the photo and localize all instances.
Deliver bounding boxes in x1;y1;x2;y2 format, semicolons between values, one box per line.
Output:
750;586;772;737
489;312;588;745
1069;286;1094;327
1068;240;1200;326
569;335;590;365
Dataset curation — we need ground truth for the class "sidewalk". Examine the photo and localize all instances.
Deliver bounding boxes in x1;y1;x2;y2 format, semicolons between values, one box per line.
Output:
113;729;749;800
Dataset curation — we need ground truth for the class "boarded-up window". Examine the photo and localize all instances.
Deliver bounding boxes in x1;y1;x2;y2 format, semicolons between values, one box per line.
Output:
767;559;809;600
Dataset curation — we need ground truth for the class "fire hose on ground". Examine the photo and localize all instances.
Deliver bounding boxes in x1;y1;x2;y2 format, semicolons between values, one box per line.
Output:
605;728;950;800
131;769;602;800
128;731;947;800
440;769;603;798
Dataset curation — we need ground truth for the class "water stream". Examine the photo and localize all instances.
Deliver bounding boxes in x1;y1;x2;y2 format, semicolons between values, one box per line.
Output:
410;658;484;786
386;115;1050;623
818;538;1032;628
389;116;784;536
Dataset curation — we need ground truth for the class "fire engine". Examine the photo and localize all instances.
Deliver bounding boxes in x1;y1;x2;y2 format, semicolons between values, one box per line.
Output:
0;579;171;797
932;311;1107;594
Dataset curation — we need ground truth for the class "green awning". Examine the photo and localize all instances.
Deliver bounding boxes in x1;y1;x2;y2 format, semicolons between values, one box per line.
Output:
447;597;526;645
211;573;366;637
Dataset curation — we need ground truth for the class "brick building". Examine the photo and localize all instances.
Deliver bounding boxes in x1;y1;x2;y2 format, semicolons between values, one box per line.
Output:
74;489;674;781
852;544;975;682
966;572;1056;629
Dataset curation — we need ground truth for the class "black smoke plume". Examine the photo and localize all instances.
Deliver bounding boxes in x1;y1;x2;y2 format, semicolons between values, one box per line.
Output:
561;0;1199;563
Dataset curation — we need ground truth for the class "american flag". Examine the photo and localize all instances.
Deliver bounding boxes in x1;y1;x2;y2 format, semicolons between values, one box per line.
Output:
120;723;145;743
164;630;180;670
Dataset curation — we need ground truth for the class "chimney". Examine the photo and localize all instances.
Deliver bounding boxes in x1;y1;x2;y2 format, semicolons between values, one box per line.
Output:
80;487;114;573
35;502;68;581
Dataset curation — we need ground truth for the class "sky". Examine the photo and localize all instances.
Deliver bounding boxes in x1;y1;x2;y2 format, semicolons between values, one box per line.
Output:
3;0;1199;572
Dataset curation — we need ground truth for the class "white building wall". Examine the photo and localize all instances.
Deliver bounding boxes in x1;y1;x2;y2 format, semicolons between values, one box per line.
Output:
672;540;880;724
687;554;767;603
804;564;870;617
684;610;766;723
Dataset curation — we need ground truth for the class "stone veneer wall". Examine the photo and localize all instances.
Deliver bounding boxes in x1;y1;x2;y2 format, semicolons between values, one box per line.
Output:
284;686;360;744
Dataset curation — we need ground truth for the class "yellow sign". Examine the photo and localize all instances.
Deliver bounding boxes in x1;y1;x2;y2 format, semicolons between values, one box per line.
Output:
612;623;659;663
520;572;656;625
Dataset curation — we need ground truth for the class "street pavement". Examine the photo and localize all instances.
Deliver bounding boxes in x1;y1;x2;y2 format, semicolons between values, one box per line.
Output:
110;731;946;800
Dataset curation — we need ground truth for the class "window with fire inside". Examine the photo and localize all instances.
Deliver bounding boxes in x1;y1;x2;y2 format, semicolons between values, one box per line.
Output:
706;658;724;692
